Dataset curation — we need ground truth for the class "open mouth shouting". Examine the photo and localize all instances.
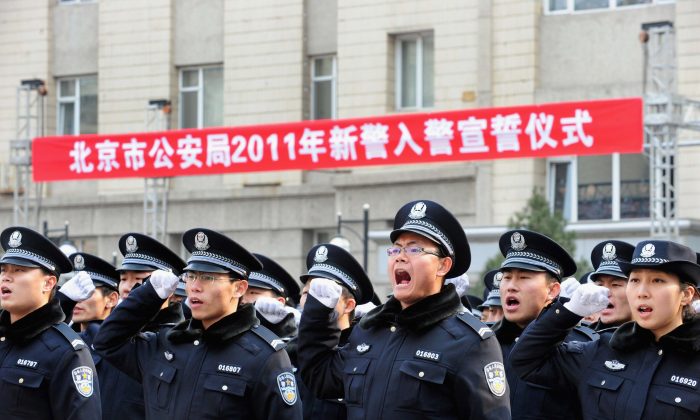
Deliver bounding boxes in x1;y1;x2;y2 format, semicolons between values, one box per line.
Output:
600;301;615;316
189;297;204;308
0;286;12;299
394;269;411;288
504;295;520;312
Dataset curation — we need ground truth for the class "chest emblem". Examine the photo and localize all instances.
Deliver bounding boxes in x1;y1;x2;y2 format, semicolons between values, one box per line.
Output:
72;366;94;398
164;351;174;361
277;372;298;406
484;361;507;397
604;360;626;371
356;343;371;354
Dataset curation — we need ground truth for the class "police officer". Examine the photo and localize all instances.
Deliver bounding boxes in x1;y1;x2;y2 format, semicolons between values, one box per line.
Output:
171;278;192;320
243;253;301;340
69;252;146;420
478;270;504;323
94;228;302;419
116;233;186;331
494;229;597;420
0;227;101;418
511;239;700;419
586;240;635;331
298;200;510;419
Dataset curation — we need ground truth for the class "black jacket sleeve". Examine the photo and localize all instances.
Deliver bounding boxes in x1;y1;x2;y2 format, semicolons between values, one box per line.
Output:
297;295;346;400
56;290;77;324
50;345;102;419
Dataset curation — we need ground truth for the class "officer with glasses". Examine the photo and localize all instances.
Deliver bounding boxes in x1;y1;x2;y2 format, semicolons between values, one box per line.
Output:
298;199;510;419
94;228;302;419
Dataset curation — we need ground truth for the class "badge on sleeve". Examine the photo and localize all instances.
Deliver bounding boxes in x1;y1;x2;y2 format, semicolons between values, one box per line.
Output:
72;366;94;397
277;372;298;405
483;362;506;397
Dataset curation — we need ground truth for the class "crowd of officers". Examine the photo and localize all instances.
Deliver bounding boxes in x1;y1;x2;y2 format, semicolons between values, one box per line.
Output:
0;199;698;419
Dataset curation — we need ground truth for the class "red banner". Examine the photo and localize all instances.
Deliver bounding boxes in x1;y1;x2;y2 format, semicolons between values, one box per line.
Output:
32;97;643;182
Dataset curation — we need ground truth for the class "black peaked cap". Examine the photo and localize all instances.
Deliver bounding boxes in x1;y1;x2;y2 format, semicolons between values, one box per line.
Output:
69;252;119;291
250;253;301;302
300;243;374;305
618;240;700;286
589;240;635;281
182;228;262;278
0;226;72;274
390;199;470;278
499;229;577;279
118;233;186;275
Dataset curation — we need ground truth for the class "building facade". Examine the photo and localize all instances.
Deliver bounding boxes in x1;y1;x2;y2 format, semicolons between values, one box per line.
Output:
0;0;698;297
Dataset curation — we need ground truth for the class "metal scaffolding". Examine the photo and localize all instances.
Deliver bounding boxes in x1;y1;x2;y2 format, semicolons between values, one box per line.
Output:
11;79;46;228
143;100;171;242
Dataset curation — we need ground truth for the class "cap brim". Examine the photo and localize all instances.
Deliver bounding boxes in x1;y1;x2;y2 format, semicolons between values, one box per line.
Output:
501;261;547;273
247;279;276;291
618;260;700;286
118;263;156;272
589;269;627;281
390;228;443;250
184;261;230;274
0;256;42;269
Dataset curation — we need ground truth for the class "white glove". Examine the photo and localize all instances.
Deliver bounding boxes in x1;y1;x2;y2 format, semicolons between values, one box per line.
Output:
559;277;581;299
445;273;470;298
354;302;377;319
308;278;342;309
60;271;95;302
564;283;610;317
255;297;299;325
149;270;180;299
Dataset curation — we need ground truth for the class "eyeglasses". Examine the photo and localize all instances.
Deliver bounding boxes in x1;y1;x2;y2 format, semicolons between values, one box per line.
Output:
182;272;236;284
386;246;442;258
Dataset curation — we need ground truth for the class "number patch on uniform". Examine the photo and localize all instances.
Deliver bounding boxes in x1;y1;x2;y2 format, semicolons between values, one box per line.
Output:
483;362;506;397
72;366;94;398
415;349;441;362
670;375;699;389
277;372;298;405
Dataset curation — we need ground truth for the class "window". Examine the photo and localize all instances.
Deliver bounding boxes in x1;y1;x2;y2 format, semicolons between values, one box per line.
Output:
179;66;223;129
545;0;672;14
310;56;336;120
547;153;650;222
57;75;98;135
395;32;434;110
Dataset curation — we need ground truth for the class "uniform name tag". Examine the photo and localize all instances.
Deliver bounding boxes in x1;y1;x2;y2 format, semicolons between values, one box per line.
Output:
218;364;241;374
16;358;38;369
415;349;441;362
670;375;698;389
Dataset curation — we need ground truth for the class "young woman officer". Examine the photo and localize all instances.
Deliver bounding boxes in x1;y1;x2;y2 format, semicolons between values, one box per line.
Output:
510;239;700;419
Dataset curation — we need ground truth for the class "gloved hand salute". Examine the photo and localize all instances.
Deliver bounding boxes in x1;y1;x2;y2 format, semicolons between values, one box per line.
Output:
563;282;610;317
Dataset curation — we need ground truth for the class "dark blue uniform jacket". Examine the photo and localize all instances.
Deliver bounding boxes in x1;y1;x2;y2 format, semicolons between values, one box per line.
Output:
0;298;101;419
511;301;700;420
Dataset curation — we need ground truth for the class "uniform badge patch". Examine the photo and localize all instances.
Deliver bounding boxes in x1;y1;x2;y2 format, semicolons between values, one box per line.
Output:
670;375;698;389
483;362;506;397
277;372;298;405
604;360;626;371
356;343;370;354
72;366;94;397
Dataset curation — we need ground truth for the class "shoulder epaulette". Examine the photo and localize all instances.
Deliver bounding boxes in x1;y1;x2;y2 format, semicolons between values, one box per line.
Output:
53;323;87;350
250;324;287;351
456;311;494;340
573;324;599;342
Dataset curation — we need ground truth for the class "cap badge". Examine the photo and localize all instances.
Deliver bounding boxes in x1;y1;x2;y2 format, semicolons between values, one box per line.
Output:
493;272;503;289
73;255;85;271
125;236;138;253
8;230;22;248
602;243;617;261
408;201;427;220
640;243;656;258
604;360;626;371
357;343;371;354
194;231;210;251
314;246;329;263
510;232;526;251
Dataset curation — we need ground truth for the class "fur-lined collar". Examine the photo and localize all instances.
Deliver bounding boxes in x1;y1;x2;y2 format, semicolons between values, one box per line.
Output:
259;311;297;339
0;298;65;343
359;284;461;331
610;316;700;353
493;317;523;345
167;303;258;344
144;302;184;332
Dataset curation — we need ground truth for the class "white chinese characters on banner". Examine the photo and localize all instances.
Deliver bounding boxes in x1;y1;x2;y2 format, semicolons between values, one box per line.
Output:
177;134;203;169
69;141;94;174
561;109;594;147
360;123;389;160
491;114;522;153
394;122;423;156
207;134;232;167
329;125;358;161
298;128;327;163
96;139;120;172
457;117;489;153
424;118;454;156
149;137;175;169
525;113;557;151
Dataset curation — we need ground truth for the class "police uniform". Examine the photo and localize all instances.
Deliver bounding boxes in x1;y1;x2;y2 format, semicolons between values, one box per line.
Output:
0;227;101;418
510;240;700;420
586;240;634;331
70;252;146;420
250;253;301;339
494;229;597;420
94;228;302;419
117;233;187;332
298;200;510;419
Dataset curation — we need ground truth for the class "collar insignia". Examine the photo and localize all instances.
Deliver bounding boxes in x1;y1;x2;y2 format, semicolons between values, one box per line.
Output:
604;360;626;371
356;343;371;354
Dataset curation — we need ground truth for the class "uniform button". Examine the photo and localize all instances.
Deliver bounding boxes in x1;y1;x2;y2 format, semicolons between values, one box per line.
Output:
675;397;681;403
0;336;5;341
159;372;164;377
353;367;357;372
514;337;519;342
601;380;606;386
418;371;425;378
390;326;396;332
18;378;24;384
658;349;663;356
555;309;560;314
194;340;200;346
222;385;228;391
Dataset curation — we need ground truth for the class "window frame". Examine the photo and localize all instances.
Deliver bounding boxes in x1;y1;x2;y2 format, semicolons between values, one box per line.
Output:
543;0;674;15
310;55;337;120
394;31;433;111
178;65;222;129
57;77;80;136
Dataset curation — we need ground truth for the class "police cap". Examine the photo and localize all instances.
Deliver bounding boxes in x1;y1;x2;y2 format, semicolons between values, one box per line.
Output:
0;226;72;275
589;240;634;281
69;252;119;291
499;229;577;280
182;228;262;278
118;233;186;275
618;240;700;286
249;253;300;303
